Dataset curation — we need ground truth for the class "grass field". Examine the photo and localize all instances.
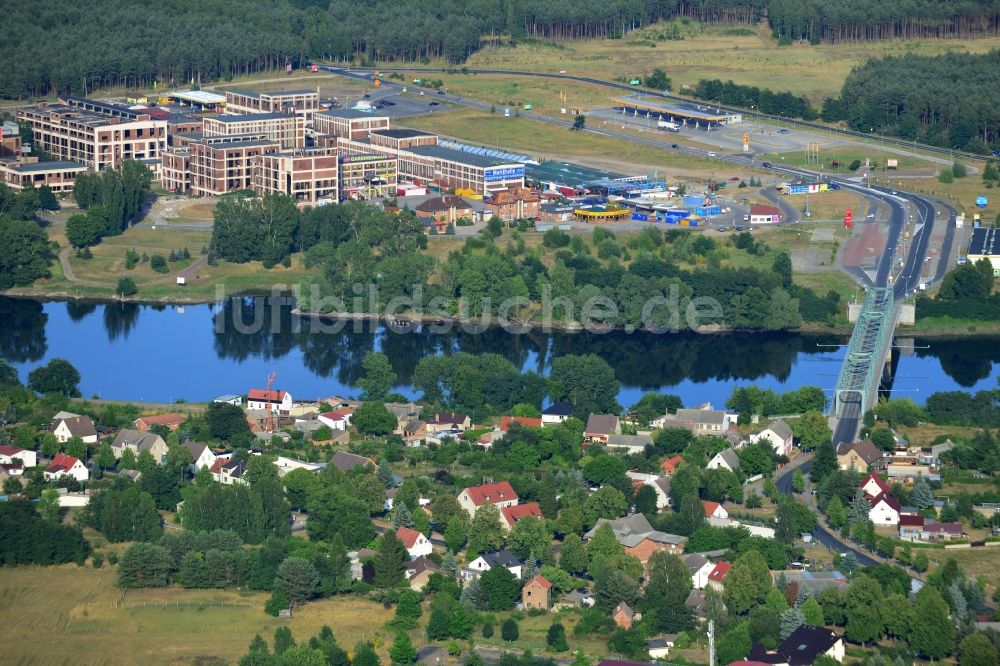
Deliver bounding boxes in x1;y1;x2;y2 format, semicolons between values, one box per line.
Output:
464;20;1000;104
764;146;937;174
0;565;394;666
924;547;1000;588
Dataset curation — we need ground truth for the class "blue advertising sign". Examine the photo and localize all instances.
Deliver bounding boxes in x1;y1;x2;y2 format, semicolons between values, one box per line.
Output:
976;195;988;208
484;165;525;182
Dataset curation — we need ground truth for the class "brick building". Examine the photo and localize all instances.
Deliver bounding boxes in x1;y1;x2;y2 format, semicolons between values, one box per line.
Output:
224;89;319;121
313;109;390;141
485;187;541;221
203;113;305;150
162;135;279;196
252;148;339;206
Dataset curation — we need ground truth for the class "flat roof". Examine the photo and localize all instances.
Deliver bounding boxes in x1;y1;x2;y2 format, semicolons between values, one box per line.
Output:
615;96;734;121
969;227;1000;256
408;145;522;169
526;161;624;187
226;88;316;99
372;128;436;139
202;138;279;150
167;90;227;105
207;112;292;123
317;109;391;120
2;159;87;173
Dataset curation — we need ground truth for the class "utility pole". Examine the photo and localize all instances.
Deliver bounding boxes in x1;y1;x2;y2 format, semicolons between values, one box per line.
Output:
708;620;715;666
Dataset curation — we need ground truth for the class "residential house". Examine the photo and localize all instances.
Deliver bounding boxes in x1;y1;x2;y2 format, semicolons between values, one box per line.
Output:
868;492;901;526
330;451;376;473
653;407;727;436
415;195;474;231
898;514;925;541
859;470;891;499
247;388;294;414
499;416;542;431
647;637;675;660
585;414;621;443
660;455;686;475
0;444;36;468
401;418;428;446
753;420;794;458
272;456;324;478
318;408;353;431
425;412;471;434
396;526;433;559
185;441;218;472
685;590;707;617
584;513;687;562
0;461;24;480
52;414;98;444
404;555;439;591
133;413;184;432
464;550;522;580
923;522;964;541
541;402;574;425
776;570;846;595
44;453;89;482
457;481;518;517
612;602;639;630
707;448;740;473
605;433;653;454
522;574;552;611
211;457;248;485
484;187;541;222
886;462;941;483
926;439;955;465
836;440;882;471
703;500;729;520
500;502;544;531
706;561;732;592
684;553;715;590
626;472;671;510
769;625;845;665
387;402;422;431
111;429;168;463
213;394;243;407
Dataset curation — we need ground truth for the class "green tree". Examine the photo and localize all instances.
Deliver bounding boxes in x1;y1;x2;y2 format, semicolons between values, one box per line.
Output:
772;251;793;289
393;590;423;629
571;115;586;131
205;402;251;440
724;562;759;615
547;622;569;651
116;542;174;588
467;502;504;554
389;633;416;666
910;585;955;660
480;565;522;610
559;533;588;574
444;517;467;553
676;494;706;536
843;576;885;644
36;185;58;210
595;569;640;610
27;358;81;396
66;213;105;247
38;488;62;522
791;469;805;493
779;607;805;640
644;68;672;91
373;530;408;588
275;557;320;611
357;352;397;401
507;516;551;562
801;596;824;626
958;633;998;666
501;618;519;641
0;218;51;289
307;487;374;547
643;551;694;631
353;642;382;666
274;627;295;654
583;486;627;527
353;402;397;436
548;354;620;417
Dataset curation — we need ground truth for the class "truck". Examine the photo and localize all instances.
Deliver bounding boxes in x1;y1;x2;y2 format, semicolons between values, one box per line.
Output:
657;120;680;132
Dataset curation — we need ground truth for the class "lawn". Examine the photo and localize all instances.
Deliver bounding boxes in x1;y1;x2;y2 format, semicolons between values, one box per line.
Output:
924;547;1000;589
463;20;1000;105
763;145;938;174
0;565;394;666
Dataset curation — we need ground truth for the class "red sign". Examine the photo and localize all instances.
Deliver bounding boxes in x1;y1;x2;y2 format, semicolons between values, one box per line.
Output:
844;208;852;229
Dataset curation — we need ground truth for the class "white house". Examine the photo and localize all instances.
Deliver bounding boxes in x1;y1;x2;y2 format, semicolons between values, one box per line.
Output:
457;481;518;517
464;550;522;580
541;402;574;425
52;414;98;445
626;472;672;510
247;388;294;414
185;442;218;472
684;553;716;590
273;455;324;477
0;445;37;468
213;394;243;407
396;526;433;559
707;448;740;472
703;500;729;520
868;493;901;526
43;453;89;482
753;420;794;458
860;470;891;499
111;430;168;463
318;408;353;430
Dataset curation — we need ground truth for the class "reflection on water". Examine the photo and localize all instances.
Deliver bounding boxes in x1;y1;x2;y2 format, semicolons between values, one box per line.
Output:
1;295;997;405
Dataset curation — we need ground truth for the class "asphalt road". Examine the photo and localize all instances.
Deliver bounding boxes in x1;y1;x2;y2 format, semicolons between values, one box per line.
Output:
330;65;990;164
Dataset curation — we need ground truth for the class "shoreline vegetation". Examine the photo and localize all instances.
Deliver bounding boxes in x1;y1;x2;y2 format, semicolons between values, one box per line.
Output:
3;288;1000;338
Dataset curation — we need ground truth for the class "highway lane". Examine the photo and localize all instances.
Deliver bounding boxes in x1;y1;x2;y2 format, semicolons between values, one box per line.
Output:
329;65;989;164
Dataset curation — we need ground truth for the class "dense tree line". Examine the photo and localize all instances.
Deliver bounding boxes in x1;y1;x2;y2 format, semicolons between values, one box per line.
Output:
692;79;817;120
179;465;291;544
69;161;153;248
0;184;53;289
0;499;90;565
917;258;1000;319
5;1;999;99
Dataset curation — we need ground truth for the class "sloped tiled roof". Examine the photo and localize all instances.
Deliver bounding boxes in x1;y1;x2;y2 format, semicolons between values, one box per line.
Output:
396;526;423;549
501;502;543;527
464;481;518;506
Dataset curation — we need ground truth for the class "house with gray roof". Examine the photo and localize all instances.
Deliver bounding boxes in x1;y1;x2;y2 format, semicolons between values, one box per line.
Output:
707;448;740;473
754;419;794;457
111;429;168;463
585;414;621;443
653;408;727;436
584;513;686;561
605;433;654;454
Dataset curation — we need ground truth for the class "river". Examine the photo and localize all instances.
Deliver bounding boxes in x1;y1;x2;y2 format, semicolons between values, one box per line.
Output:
1;296;997;407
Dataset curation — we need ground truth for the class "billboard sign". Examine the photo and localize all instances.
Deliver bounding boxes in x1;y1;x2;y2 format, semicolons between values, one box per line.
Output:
976;195;988;208
844;208;852;229
484;165;525;183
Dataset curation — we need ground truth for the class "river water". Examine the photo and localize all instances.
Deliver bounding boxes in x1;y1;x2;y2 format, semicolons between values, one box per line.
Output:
1;296;997;407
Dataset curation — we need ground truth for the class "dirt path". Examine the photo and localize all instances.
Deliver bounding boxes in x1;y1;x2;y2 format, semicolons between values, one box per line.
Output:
58;247;208;289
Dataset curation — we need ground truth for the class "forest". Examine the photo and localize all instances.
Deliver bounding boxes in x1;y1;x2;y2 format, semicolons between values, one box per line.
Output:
4;0;1000;99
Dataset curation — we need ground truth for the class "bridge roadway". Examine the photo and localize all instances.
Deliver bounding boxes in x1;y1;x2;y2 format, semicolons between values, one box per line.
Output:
322;67;948;443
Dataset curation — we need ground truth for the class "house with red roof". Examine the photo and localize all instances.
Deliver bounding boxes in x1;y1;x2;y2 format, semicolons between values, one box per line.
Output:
500;502;543;531
0;444;36;468
457;481;519;517
318;408;353;431
396;526;433;558
898;514;925;540
522;574;552;611
247;388;294;414
43;453;88;482
706;561;732;592
499;416;542;431
859;470;891;499
660;455;685;476
868;492;901;526
703;500;729;520
134;413;185;432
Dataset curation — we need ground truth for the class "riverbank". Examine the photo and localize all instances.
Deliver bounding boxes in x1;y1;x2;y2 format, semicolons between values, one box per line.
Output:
4;288;1000;338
